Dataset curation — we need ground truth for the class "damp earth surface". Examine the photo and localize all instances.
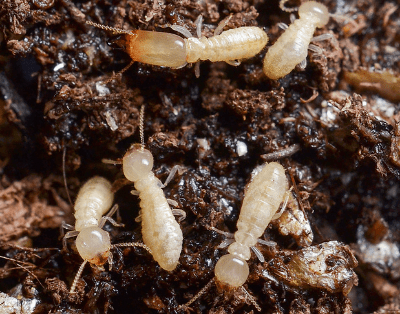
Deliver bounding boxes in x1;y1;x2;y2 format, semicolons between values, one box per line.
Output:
1;0;400;313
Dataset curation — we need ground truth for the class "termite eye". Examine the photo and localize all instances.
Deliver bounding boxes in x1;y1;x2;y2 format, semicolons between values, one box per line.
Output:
108;35;126;50
215;254;249;287
123;145;154;181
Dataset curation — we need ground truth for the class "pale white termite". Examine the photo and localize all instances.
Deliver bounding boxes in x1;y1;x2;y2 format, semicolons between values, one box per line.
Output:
263;0;331;79
214;162;289;287
86;15;268;77
122;143;184;271
103;105;184;271
63;176;150;293
180;162;290;311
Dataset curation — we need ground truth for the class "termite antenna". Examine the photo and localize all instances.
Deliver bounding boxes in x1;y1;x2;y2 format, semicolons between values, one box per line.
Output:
86;20;137;84
86;20;134;35
279;0;299;12
70;260;87;294
139;105;145;149
178;277;215;310
62;146;73;207
240;286;261;311
112;242;152;255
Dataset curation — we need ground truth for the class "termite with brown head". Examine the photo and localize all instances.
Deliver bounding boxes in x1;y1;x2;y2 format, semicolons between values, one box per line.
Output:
263;0;334;79
62;176;151;294
86;14;268;77
104;106;185;271
179;162;291;311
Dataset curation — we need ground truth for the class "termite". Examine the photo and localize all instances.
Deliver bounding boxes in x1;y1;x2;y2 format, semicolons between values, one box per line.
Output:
263;0;332;79
62;176;150;294
86;15;268;77
104;106;185;271
179;162;290;311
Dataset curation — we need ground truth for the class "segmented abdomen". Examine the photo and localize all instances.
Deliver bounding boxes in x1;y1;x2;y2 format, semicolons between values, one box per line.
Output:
135;173;183;271
263;19;316;79
186;27;268;63
74;176;114;231
235;162;288;246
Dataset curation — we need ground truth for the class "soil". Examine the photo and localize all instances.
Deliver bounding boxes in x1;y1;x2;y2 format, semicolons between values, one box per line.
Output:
1;0;400;313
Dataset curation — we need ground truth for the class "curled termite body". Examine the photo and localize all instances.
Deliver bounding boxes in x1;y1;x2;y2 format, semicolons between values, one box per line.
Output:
263;0;332;79
122;144;184;271
86;15;268;77
62;176;150;293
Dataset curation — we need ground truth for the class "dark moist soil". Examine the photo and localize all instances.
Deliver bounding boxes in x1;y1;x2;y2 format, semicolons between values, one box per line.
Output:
1;0;400;313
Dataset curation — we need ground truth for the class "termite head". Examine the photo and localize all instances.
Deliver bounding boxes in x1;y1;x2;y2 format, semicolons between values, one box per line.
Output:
215;254;249;288
75;226;111;266
123;144;154;181
299;1;329;27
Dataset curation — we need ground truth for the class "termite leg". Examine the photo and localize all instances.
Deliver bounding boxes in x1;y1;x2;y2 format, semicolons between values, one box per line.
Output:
206;225;234;238
63;230;79;238
99;216;125;228
105;203;119;218
217;238;234;249
169;24;192;38
250;246;265;263
308;44;323;54
99;205;124;228
194;62;201;78
168;199;179;207
277;22;289;30
61;222;74;233
171;207;186;219
271;189;291;220
226;60;241;66
257;238;277;247
162;165;186;187
134;210;143;222
62;228;79;249
214;14;233;36
311;33;334;42
194;15;203;38
299;58;307;69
